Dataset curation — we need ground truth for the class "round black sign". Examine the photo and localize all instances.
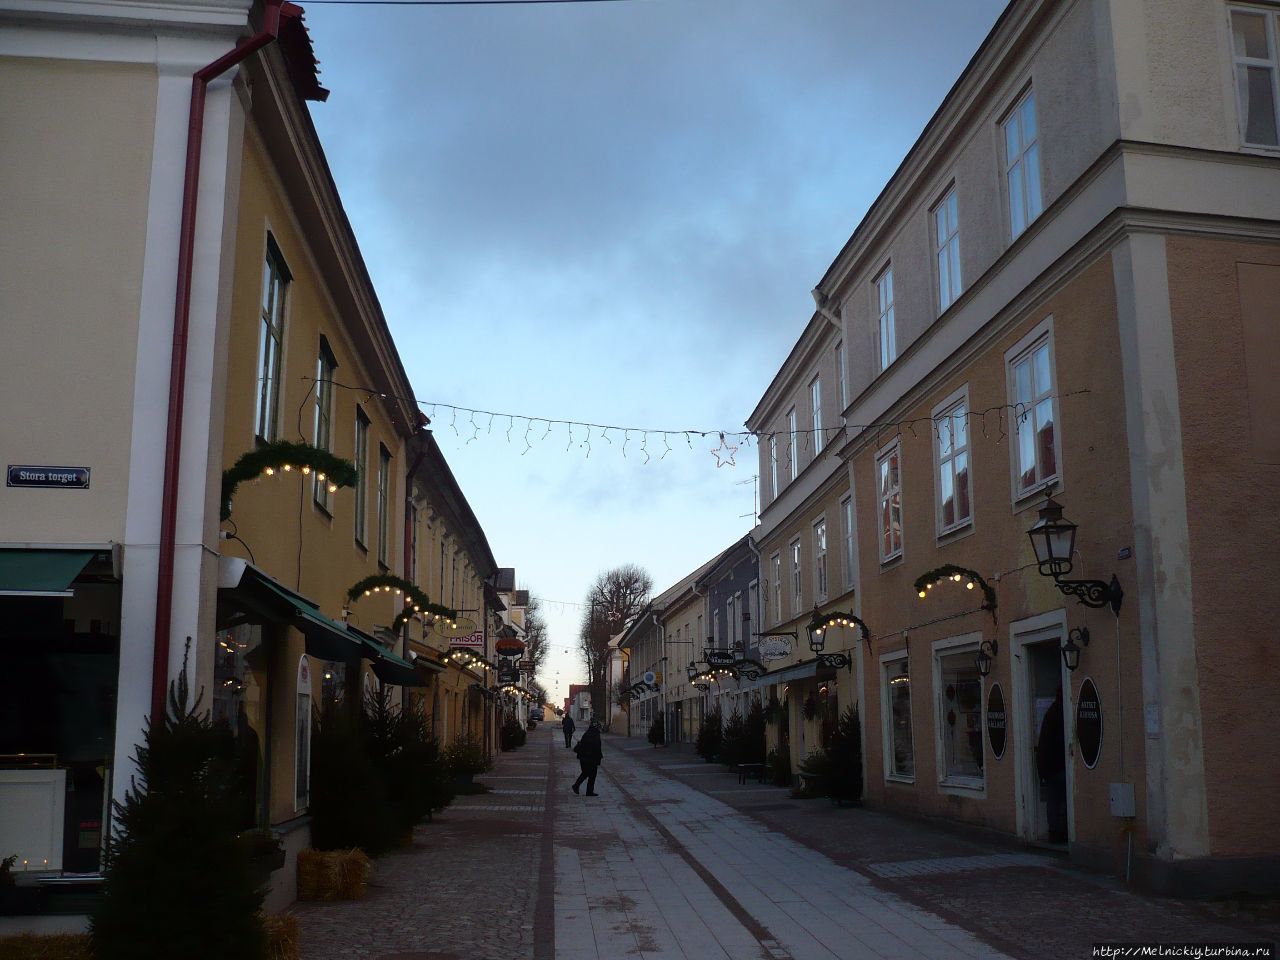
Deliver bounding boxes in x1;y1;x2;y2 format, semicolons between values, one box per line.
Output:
985;682;1007;760
1075;677;1103;769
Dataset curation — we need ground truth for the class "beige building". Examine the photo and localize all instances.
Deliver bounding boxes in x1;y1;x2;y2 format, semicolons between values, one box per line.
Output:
747;0;1280;896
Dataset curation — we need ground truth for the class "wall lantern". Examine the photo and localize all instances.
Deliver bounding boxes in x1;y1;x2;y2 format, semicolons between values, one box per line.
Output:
1027;496;1123;614
804;607;869;671
974;639;998;678
1061;626;1089;672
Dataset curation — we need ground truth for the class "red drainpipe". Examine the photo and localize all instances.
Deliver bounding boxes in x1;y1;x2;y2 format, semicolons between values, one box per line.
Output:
151;0;292;721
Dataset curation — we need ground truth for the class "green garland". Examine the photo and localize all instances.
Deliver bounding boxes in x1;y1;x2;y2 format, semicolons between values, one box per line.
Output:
809;609;870;643
220;440;358;521
912;564;997;618
345;574;457;632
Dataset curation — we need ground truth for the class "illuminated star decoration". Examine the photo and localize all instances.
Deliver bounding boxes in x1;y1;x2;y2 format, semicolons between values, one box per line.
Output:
710;432;738;468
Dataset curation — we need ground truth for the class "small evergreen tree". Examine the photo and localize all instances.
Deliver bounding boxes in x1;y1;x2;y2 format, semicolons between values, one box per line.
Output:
92;645;267;960
827;705;864;804
309;696;390;853
695;706;722;762
647;712;665;747
744;701;767;765
719;709;746;766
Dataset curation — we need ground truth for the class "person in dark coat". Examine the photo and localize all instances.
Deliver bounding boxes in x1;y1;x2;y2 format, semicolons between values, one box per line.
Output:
1036;687;1068;844
572;720;603;796
561;713;576;748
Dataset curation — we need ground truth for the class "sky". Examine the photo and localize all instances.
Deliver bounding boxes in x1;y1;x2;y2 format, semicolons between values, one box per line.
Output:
301;0;1009;705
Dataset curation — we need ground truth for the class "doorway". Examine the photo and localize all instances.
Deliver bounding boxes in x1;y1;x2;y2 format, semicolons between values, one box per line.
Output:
1020;638;1069;845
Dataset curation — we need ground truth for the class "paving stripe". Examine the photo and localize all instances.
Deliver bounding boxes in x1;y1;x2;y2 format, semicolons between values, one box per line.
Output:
534;731;556;960
864;853;1054;878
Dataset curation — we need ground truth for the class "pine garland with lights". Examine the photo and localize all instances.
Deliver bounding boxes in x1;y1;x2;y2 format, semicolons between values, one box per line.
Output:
912;564;997;617
221;440;358;521
344;574;456;630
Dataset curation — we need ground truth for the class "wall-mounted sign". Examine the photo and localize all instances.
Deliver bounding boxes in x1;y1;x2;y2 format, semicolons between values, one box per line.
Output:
7;465;90;489
518;659;534;671
497;669;520;684
449;631;484;651
706;649;736;667
986;682;1007;760
1075;677;1103;769
757;636;793;662
494;637;525;656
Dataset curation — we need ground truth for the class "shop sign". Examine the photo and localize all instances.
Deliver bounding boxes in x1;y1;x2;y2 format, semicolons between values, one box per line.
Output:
1075;677;1103;769
497;669;520;684
518;659;534;670
494;637;525;656
757;636;793;661
706;649;736;667
7;465;90;489
450;631;484;650
986;682;1007;760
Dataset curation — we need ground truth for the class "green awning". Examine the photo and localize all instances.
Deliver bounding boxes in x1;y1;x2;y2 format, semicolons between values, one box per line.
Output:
346;625;429;687
0;549;95;597
218;558;362;662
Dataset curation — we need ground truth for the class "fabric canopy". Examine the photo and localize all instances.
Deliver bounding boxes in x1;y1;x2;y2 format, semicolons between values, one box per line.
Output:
344;625;430;688
0;549;96;597
763;659;820;686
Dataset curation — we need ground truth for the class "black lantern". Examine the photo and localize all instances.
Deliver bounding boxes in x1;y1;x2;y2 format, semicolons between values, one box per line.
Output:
1027;495;1124;615
686;661;697;682
974;639;998;678
806;608;827;653
1061;626;1089;672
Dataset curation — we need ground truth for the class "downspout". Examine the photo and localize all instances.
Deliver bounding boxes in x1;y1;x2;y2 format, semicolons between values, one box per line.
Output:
151;0;290;721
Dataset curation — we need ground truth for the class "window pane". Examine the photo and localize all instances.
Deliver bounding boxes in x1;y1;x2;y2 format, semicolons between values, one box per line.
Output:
1036;398;1056;479
938;415;952;457
1019;414;1037;489
935;204;947;239
890;493;902;551
1021;92;1037;142
889;450;900;488
1025;143;1043;220
882;501;892;555
887;666;914;778
1242;65;1280;145
938;250;951;309
947;191;958;224
940;652;983;779
1015;356;1032;405
954;404;967;447
1233;11;1271;59
1005;116;1021;165
1009;164;1026;237
940;462;955;528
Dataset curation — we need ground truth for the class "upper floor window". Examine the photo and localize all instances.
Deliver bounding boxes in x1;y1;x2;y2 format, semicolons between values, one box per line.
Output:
377;444;391;566
810;377;824;455
935;394;972;534
1003;90;1043;238
836;341;847;409
1008;331;1059;498
933;189;962;312
353;408;370;546
787;407;798;481
313;338;337;512
877;440;903;562
790;538;802;615
1232;8;1280;146
813;518;828;602
769;435;779;499
876;266;896;370
841;495;855;588
255;236;290;441
771;553;782;624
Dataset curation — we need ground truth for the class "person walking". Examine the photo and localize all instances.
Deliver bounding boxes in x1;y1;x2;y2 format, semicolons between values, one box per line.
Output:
561;713;576;748
572;720;603;796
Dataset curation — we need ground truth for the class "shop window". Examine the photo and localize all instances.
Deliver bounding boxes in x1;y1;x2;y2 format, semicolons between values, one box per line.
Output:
212;624;265;830
936;644;984;787
295;656;312;811
321;661;346;706
883;657;914;780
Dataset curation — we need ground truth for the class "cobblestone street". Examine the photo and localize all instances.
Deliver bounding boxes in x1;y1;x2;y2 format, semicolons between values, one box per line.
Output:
294;728;1279;960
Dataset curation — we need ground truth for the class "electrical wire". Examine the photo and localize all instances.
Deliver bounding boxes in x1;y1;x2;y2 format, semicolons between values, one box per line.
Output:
303;0;636;5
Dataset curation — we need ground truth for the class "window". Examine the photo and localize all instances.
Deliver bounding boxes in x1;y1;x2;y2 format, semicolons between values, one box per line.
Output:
313;338;336;511
1003;90;1043;238
933;188;962;311
935;394;972;533
876;266;896;370
295;656;312;809
934;639;984;787
841;495;855;588
787;407;798;480
408;503;418;582
1232;8;1280;146
877;440;903;562
810;377;823;455
377;444;391;565
790;538;802;615
836;342;847;410
883;657;914;780
712;609;721;648
769;435;779;499
1008;331;1059;497
255;236;289;441
771;553;782;624
353;409;369;545
747;581;759;644
813;519;828;602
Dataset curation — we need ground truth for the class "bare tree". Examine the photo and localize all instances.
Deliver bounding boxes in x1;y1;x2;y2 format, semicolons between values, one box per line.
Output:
522;593;549;682
579;564;652;719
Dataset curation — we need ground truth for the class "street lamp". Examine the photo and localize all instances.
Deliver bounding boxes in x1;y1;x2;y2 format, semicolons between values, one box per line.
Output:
1061;627;1089;672
974;639;998;678
1027;496;1124;614
805;607;868;671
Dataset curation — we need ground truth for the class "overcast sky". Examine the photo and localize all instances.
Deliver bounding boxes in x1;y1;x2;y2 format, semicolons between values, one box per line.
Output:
302;0;1008;704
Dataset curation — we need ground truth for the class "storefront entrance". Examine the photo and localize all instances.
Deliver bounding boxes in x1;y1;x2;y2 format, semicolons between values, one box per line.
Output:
1013;619;1073;846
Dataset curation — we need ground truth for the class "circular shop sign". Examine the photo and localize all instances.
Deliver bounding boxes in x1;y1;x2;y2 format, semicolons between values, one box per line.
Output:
1075;677;1103;770
985;682;1007;760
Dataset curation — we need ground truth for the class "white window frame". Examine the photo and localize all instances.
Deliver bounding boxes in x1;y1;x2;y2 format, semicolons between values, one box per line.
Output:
1005;318;1062;504
933;187;962;312
810;376;824;455
712;608;721;649
813;517;828;603
876;437;904;564
769;435;779;500
771;553;782;624
313;338;337;512
1230;6;1280;148
880;650;914;784
747;580;759;643
931;633;986;795
789;537;802;616
841;494;856;589
1002;88;1043;239
933;386;974;537
353;408;370;547
255;234;289;442
377;444;391;566
875;265;896;371
836;341;847;410
787;407;798;481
